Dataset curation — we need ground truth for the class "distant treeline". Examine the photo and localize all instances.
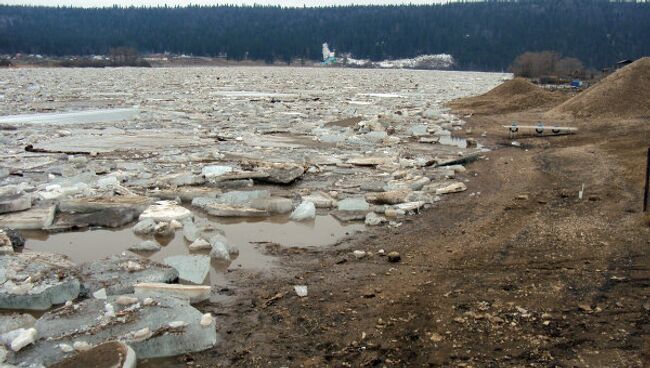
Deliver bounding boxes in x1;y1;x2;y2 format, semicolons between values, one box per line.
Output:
1;0;650;71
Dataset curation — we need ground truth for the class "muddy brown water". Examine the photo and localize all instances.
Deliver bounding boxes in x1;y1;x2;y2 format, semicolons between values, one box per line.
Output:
23;214;365;287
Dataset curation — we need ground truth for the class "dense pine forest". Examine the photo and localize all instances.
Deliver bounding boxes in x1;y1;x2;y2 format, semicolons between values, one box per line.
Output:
1;0;649;70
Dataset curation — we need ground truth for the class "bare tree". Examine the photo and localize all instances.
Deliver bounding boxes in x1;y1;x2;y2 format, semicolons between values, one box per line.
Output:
556;57;585;78
510;51;561;78
511;51;585;79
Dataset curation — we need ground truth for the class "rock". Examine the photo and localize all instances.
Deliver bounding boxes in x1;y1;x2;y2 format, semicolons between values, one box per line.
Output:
163;255;210;284
365;212;387;226
289;201;316;221
169;219;182;229
0;314;36;335
0;206;56;230
201;165;233;178
128;240;161;252
337;198;370;212
132;218;156;235
0;252;80;310
0;193;31;214
139;201;192;222
134;283;211;304
79;255;178;296
189;238;211;251
387;251;401;263
49;341;136;368
294;285;308;297
302;191;336;208
0;327;37;352
10;295;218;366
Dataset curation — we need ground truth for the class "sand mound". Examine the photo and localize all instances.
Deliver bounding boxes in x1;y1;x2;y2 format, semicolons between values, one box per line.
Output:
548;57;650;120
448;78;567;114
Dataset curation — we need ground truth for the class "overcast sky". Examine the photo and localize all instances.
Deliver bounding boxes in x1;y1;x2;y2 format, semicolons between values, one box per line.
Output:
2;0;455;6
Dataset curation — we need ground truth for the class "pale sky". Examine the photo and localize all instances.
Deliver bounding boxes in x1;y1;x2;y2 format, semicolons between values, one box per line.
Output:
1;0;454;7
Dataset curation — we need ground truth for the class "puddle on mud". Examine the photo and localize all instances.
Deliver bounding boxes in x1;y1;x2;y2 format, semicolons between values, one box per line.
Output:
0;107;139;125
22;214;364;287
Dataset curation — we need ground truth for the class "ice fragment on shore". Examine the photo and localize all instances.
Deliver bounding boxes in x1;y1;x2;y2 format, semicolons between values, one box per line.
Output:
139;201;191;222
294;285;308;297
289;201;315;221
163;255;210;284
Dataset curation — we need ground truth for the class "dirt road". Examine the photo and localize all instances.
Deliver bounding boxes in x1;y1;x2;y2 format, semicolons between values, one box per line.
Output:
182;112;650;367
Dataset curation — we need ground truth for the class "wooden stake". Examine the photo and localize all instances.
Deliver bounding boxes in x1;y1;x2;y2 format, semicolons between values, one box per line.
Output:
643;147;650;212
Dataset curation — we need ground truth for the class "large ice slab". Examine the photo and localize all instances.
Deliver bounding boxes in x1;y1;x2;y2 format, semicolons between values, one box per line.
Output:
0;108;139;126
9;295;218;366
0;252;80;310
79;255;178;296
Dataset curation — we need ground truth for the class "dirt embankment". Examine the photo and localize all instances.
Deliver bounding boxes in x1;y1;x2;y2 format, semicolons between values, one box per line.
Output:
186;113;650;367
547;57;650;120
447;77;569;115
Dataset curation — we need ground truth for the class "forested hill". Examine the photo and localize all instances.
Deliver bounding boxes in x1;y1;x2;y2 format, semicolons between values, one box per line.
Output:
1;0;650;71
